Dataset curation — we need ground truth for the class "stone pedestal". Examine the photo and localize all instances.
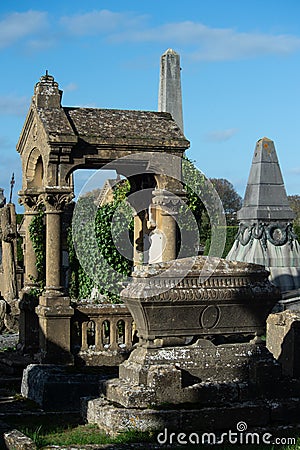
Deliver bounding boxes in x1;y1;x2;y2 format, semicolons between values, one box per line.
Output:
36;295;74;364
35;190;74;364
86;338;300;436
104;340;282;409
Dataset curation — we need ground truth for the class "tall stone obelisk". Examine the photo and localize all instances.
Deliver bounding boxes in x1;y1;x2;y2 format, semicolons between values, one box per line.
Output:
158;49;183;132
227;137;300;293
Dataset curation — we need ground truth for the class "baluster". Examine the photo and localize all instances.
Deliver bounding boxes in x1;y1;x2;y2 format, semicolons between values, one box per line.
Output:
109;318;118;350
124;318;132;348
81;321;88;351
95;319;103;350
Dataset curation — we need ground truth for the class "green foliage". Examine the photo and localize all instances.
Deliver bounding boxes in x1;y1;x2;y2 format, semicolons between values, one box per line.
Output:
288;195;300;226
210;178;242;224
204;226;238;258
180;157;208;255
28;209;45;294
20;422;155;448
16;213;23;225
70;180;133;302
17;237;24;268
182;156;206;224
294;224;300;242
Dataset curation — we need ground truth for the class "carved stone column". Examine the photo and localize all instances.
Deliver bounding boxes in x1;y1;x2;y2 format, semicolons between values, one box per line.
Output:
152;189;179;262
133;213;143;265
19;194;40;290
18;194;41;353
36;191;75;364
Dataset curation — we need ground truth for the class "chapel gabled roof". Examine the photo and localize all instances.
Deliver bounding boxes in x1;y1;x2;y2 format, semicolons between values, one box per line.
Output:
21;72;189;151
39;106;188;147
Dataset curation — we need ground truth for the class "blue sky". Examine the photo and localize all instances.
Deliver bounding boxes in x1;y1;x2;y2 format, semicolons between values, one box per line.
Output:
0;0;300;209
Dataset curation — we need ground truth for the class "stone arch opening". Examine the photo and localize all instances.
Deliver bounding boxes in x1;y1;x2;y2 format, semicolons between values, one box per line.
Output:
26;148;44;188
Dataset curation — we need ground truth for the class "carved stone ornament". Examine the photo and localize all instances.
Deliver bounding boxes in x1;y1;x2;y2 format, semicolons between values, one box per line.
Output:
236;222;297;250
152;188;181;215
18;193;43;212
41;191;74;212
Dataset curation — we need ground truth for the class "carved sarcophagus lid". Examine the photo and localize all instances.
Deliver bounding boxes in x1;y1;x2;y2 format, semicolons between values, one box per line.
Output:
121;256;280;343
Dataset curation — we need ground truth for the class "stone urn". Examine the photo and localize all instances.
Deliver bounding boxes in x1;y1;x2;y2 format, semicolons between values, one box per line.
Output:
121;256;280;345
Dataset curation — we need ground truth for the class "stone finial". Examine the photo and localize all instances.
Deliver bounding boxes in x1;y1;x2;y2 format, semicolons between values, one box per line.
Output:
33;72;62;108
238;137;294;222
158;48;184;132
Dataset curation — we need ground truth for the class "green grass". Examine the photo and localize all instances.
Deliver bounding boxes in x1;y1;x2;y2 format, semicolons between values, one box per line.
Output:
15;424;300;449
11;419;155;449
7;415;300;449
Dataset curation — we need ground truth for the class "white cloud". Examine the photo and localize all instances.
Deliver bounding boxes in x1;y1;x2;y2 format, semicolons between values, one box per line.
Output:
205;128;238;142
0;11;48;48
289;167;300;175
0;95;29;116
110;20;300;61
63;82;78;93
60;10;147;36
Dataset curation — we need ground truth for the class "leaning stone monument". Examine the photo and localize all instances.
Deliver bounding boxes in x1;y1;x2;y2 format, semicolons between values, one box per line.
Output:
227;137;300;294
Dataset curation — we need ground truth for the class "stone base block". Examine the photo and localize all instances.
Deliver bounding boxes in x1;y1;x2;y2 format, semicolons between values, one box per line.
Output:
75;349;130;367
104;341;282;407
21;364;117;411
36;295;74;364
85;396;277;437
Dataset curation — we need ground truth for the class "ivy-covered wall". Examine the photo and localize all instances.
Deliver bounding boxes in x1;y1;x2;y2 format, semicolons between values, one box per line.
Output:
69;181;133;302
203;226;238;258
28;209;46;291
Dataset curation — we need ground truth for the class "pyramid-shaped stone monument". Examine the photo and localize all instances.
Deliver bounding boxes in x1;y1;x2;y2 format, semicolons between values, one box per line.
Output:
227;137;300;293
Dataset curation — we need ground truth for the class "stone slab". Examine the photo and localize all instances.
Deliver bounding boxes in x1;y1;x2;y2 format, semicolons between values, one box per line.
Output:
21;364;117;411
84;397;274;436
4;429;37;450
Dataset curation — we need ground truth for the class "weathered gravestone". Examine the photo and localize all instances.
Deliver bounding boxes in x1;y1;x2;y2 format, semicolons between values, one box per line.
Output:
0;203;20;332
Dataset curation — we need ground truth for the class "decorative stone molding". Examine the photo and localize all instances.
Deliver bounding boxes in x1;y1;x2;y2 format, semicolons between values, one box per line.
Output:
41;191;74;212
18;192;43;212
121;256;280;344
236;222;297;250
152;188;182;215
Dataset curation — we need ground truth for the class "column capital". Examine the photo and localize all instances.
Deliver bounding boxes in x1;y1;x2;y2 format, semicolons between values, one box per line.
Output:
42;190;74;213
19;192;43;213
152;189;182;215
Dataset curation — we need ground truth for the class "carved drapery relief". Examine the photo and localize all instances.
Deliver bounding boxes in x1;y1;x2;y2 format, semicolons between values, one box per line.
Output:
236;222;298;250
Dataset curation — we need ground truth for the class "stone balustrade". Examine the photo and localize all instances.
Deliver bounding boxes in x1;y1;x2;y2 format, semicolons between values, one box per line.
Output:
71;302;135;366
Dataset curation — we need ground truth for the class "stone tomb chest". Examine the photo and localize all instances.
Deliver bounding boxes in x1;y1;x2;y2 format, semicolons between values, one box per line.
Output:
122;256;280;346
